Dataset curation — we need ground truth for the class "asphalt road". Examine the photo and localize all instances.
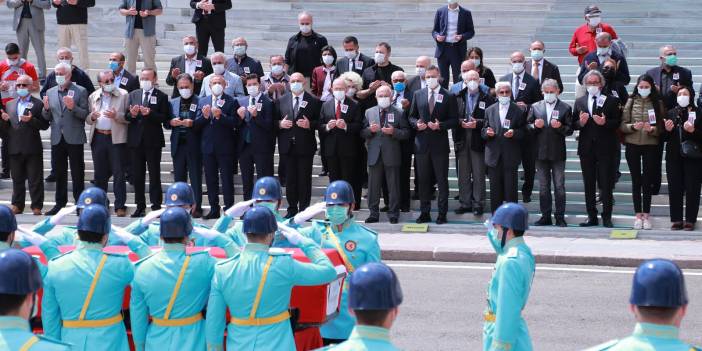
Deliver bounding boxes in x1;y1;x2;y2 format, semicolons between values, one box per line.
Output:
387;261;702;351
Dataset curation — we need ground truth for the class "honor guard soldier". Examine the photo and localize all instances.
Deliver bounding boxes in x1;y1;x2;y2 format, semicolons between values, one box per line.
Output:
205;206;337;351
298;180;382;344
130;207;217;351
42;204;134;351
323;262;403;351
585;259;701;351
0;249;71;351
483;203;535;351
0;205;19;252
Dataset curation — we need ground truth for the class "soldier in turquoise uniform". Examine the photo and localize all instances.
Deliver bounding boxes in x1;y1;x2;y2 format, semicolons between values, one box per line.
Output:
585;259;700;351
0;204;62;277
205;206;337;351
483;203;535;351
0;249;72;350
42;204;134;351
322;262;403;351
298;180;382;344
130;207;217;351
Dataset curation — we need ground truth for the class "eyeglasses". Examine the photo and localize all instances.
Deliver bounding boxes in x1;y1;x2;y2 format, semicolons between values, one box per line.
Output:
15;83;28;87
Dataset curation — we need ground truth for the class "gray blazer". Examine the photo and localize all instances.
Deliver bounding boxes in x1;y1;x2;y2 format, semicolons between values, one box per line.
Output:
7;0;50;31
361;105;410;167
119;0;162;38
42;83;89;145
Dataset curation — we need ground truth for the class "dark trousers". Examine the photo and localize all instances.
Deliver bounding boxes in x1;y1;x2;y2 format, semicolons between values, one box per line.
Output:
651;142;664;194
666;154;702;223
278;154;287;184
1;138;8;173
285;153;313;214
239;148;274;200
203;153;234;211
487;160;519;213
327;154;361;208
416;152;449;215
580;152;614;219
195;20;225;56
10;153;43;210
625;144;657;214
520;135;536;198
173;139;203;209
535;159;565;217
368;162;400;219
91;135;126;209
437;45;463;88
399;140;413;210
53;138;84;206
131;146;162;208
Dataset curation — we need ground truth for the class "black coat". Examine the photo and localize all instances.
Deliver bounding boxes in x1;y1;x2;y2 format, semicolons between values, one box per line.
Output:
481;102;527;168
572;93;622;157
0;96;49;155
527;99;574;161
275;92;321;156
126;88;170;148
452;88;496;153
165;54;214;98
318;98;362;157
190;0;232;28
408;87;458;155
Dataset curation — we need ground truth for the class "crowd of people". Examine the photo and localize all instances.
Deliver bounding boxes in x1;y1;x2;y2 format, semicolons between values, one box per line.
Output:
1;0;701;232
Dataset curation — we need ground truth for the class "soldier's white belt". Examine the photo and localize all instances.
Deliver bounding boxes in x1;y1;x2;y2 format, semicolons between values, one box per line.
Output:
152;312;203;327
63;314;123;328
230;310;290;326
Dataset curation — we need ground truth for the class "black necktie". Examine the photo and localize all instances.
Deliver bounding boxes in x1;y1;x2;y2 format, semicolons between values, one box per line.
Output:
380;109;387;127
591;95;597;116
143;91;151;106
293;96;300;117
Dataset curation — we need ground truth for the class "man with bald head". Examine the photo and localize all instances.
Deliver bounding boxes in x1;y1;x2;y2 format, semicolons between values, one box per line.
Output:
226;37;264;84
406;56;432;99
41;47;94;97
524;40;564;94
275;72;321;217
285;12;328;82
449;59;489;96
646;44;694;110
166;35;213;98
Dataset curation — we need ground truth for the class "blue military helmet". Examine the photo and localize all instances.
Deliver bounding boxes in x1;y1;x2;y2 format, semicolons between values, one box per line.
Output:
349;262;403;310
242;206;278;235
324;180;355;205
77;204;111;234
165;182;195;207
630;259;688;308
77;186;108;209
0;249;42;294
492;202;529;232
252;177;282;201
0;205;17;233
160;207;194;238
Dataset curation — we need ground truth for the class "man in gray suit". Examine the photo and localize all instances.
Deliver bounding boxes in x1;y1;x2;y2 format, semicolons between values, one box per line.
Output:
7;0;50;81
361;86;410;224
41;62;88;215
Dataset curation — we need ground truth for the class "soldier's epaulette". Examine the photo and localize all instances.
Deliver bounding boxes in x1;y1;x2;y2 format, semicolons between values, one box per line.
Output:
506;247;519;258
37;334;73;347
134;252;158;266
583;339;619;351
216;252;241;265
268;248;293;256
49;249;75;261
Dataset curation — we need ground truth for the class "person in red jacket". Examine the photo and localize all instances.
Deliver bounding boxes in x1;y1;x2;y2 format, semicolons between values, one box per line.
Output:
568;5;618;65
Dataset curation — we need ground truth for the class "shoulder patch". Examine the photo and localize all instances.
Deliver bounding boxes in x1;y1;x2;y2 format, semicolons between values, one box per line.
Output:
583;339;619;351
268;248;293;256
506;247;519;258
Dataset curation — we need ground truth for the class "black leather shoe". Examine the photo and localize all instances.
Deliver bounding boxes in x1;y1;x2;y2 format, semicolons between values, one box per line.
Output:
131;207;146;218
555;217;567;227
284;210;297;219
45;174;56;182
151;204;161;211
45;206;63;216
522;194;532;203
602;218;614;228
454;206;472;215
379;206;389;212
364;216;379;224
203;210;220;220
435;215;447;225
400;206;410;213
473;208;483;216
415;213;431;223
453;195;460;200
318;171;328;177
192;208;203;219
534;216;552;226
389;217;398;224
579;218;598;227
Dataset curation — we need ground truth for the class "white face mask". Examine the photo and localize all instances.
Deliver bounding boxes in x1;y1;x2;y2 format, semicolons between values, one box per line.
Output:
346;88;356;97
179;88;192;99
271;64;284;75
322;55;334;66
233;45;246;56
596;46;610;56
677;95;690;108
587;85;600;96
461;71;471;82
140;79;152;91
59;59;72;66
466;80;479;92
543;93;557;103
377;97;391;109
247;85;259;96
588;16;601;26
290;82;304;94
299;24;312;34
498;96;511;105
638;88;651;98
416;66;426;77
512;62;525;74
426;77;439;89
213;63;225;75
183;44;196;56
344;50;356;59
530;50;544;61
56;75;66;86
374;52;386;64
333;90;345;101
6;58;19;66
211;83;224;96
102;84;115;93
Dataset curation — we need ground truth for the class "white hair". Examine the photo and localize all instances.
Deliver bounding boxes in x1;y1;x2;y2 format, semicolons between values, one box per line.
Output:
391;70;406;80
332;78;347;87
210;51;226;61
541;78;559;92
583;70;605;85
54;62;72;74
495;81;511;91
340;71;363;91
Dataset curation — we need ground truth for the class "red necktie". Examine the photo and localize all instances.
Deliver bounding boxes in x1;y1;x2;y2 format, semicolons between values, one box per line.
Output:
335;101;341;120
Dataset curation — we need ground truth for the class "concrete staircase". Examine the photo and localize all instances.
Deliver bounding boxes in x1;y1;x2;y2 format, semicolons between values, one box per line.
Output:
1;0;701;230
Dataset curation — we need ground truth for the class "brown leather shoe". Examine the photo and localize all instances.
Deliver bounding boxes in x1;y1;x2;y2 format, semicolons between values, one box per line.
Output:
115;208;127;217
671;222;684;230
31;208;42;216
683;222;695;231
10;205;22;214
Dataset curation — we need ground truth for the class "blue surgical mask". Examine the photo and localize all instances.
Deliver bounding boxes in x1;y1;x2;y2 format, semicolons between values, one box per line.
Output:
109;61;120;71
326;205;348;225
530;50;544;61
393;82;405;92
16;88;29;97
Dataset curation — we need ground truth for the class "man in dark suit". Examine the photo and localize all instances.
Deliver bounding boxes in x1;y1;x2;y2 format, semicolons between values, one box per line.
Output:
527;79;573;227
481;81;527;213
406;56;431;97
126;68;169;217
573;70;622;228
319;78;363;205
577;31;630;86
109;52;140;93
336;36;375;75
524;40;564;97
432;0;475;88
194;74;238;219
0;75;48;215
190;0;232;55
409;65;458;224
500;51;541;203
646;45;695;110
166;35;214;98
235;73;275;200
167;74;204;218
453;69;495;216
275;72;320;218
362;85;410;223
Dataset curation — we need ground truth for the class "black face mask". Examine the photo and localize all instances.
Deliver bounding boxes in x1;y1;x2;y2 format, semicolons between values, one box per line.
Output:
601;67;615;81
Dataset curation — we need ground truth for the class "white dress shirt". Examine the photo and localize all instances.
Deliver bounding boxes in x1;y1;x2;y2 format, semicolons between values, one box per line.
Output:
499;103;509;126
546;100;556;122
184;56;198;76
320;67;335;102
96;93;113;130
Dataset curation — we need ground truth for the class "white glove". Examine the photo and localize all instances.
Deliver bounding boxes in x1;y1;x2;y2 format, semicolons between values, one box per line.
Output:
111;225;136;244
16;226;48;246
277;222;304;245
225;199;255;218
142;208;166;225
192;227;221;240
293;202;327;225
48;205;78;225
